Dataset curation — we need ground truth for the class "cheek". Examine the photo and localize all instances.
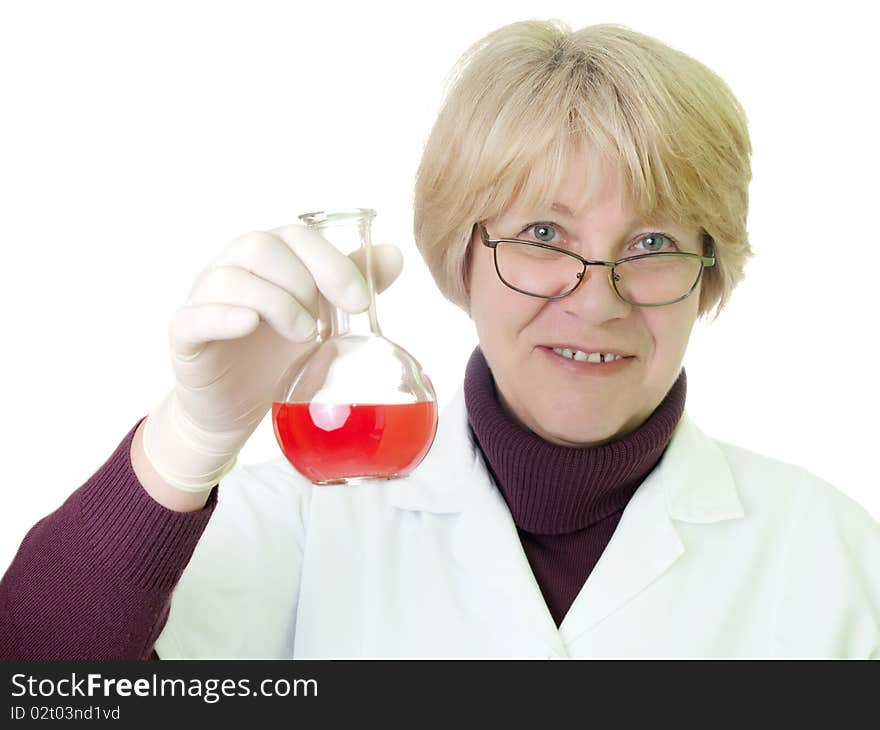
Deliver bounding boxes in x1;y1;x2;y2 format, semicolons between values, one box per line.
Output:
470;266;544;362
470;248;525;322
641;307;697;362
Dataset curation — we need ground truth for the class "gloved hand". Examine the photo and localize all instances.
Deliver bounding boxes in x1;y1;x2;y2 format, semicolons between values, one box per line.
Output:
142;224;404;492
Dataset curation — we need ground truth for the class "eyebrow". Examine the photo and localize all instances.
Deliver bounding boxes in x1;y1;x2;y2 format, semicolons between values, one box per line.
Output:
544;202;669;232
550;202;576;218
545;203;642;230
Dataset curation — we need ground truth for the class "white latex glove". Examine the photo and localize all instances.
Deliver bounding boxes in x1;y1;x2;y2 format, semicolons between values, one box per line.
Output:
142;224;404;492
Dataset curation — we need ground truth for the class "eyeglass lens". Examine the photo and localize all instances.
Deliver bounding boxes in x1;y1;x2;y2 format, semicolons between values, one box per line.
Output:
495;241;702;305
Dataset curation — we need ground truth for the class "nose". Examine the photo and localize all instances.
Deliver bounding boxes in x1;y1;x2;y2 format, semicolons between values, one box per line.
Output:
562;264;631;319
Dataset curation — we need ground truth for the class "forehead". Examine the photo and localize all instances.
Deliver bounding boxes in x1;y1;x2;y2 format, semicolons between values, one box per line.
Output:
554;148;628;213
503;145;635;222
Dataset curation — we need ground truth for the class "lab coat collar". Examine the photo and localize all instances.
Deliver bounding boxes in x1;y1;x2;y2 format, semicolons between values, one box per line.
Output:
388;383;746;649
388;382;745;526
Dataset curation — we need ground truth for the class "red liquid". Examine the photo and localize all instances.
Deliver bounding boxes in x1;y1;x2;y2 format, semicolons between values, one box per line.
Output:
272;401;439;484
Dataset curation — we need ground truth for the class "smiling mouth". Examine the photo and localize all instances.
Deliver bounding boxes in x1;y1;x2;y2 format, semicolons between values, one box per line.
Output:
541;346;636;363
539;346;636;372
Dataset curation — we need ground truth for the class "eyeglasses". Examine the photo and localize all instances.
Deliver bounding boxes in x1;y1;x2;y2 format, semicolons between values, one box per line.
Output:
477;222;716;307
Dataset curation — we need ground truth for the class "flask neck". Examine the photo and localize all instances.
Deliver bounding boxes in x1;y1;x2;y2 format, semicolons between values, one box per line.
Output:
301;208;383;340
331;298;382;338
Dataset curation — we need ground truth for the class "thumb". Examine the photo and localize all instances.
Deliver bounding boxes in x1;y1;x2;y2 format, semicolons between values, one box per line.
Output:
349;244;404;294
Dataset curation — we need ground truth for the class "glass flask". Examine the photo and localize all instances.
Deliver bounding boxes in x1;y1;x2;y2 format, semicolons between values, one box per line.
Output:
272;208;439;485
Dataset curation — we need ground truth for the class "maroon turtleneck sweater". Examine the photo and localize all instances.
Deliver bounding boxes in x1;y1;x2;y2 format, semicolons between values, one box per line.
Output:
0;350;685;658
0;418;218;660
464;346;687;626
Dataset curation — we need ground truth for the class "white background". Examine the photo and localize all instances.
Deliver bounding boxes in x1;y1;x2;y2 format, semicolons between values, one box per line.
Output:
1;0;878;573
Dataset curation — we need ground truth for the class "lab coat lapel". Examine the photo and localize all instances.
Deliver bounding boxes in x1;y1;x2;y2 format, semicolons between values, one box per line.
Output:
558;412;745;645
388;386;565;654
387;384;745;654
452;452;568;655
556;459;685;645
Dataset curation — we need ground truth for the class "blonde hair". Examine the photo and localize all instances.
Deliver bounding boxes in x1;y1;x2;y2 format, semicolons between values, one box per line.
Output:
412;20;752;320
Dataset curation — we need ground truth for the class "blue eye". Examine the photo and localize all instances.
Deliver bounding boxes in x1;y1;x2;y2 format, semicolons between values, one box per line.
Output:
521;222;560;243
634;233;677;253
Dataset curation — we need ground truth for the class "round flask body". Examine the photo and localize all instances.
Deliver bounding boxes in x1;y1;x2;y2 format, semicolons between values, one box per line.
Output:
272;209;438;485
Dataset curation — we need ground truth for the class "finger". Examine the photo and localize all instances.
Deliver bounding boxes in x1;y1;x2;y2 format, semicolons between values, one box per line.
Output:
349;244;404;294
185;265;317;347
270;224;371;313
209;230;321;321
168;303;260;359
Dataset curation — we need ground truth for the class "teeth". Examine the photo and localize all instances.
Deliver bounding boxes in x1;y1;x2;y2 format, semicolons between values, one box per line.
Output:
552;347;624;362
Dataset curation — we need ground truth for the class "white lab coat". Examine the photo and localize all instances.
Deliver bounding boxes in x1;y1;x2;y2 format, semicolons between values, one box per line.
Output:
153;383;880;659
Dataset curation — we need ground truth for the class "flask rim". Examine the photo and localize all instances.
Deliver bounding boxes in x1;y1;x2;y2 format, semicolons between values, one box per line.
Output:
299;208;377;226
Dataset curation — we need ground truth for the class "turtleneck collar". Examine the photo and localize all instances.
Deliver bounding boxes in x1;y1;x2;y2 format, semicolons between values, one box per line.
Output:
463;346;687;536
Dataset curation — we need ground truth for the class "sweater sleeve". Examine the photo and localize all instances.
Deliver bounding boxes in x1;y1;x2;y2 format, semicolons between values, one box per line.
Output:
0;416;218;660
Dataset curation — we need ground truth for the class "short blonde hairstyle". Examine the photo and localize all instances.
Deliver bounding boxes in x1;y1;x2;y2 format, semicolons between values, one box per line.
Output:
413;20;752;321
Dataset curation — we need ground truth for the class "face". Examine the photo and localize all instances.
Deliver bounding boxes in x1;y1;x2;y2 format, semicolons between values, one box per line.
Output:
467;144;704;447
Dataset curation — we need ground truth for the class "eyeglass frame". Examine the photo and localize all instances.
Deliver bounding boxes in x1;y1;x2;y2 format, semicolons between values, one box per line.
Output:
477;222;716;307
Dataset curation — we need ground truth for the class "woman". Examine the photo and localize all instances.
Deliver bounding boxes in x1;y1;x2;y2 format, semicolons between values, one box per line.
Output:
1;20;878;659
